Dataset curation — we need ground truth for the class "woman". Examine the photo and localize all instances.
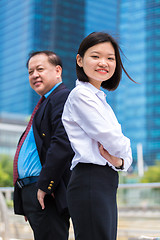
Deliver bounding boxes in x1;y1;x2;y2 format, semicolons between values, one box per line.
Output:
62;32;133;240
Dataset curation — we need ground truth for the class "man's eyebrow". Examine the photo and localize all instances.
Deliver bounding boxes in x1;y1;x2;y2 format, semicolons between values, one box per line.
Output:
28;64;43;70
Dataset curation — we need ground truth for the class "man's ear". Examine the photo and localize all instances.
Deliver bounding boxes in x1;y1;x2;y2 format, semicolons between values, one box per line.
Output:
55;65;62;78
76;54;83;67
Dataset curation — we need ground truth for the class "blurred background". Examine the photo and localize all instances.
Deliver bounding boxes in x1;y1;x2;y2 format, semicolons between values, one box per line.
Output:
0;0;160;239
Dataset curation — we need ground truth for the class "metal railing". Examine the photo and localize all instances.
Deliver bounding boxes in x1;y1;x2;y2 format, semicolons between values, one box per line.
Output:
0;183;160;240
119;182;160;189
118;183;160;210
0;190;11;240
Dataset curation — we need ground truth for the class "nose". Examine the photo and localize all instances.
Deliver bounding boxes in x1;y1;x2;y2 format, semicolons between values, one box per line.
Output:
32;70;39;78
98;58;108;67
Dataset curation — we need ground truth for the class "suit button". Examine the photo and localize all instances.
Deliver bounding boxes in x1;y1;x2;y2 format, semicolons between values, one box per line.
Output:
49;184;53;187
50;181;54;184
48;187;51;190
42;133;45;137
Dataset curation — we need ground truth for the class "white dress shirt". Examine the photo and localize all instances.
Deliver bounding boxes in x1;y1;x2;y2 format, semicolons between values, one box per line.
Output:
62;80;132;171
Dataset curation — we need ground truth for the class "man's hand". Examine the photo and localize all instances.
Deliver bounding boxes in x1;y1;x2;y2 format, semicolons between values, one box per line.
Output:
37;189;55;210
99;144;122;168
37;189;47;210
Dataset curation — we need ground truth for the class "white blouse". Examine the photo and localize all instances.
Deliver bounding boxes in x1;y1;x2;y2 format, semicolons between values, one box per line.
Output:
62;80;132;171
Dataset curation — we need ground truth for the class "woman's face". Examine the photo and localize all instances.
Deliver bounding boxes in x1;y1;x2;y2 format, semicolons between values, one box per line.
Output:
77;42;116;89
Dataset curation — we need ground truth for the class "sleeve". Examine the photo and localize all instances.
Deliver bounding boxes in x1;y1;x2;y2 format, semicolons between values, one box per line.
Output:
37;91;74;194
68;88;132;171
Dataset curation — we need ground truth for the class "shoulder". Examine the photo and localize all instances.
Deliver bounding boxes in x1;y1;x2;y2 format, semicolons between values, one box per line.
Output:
68;84;95;102
50;84;70;102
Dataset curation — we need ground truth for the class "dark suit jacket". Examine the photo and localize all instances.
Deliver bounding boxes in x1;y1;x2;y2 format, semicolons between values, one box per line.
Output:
14;83;74;215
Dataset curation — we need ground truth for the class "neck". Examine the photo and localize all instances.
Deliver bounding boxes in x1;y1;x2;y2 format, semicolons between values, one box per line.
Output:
89;80;101;89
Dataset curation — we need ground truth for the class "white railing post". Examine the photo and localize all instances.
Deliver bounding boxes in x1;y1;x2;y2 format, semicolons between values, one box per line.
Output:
0;192;10;240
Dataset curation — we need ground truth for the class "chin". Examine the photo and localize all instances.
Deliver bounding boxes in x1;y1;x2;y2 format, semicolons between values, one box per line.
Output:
35;90;43;96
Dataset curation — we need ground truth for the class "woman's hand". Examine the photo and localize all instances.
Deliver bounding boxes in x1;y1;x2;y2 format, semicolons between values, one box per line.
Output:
99;144;123;168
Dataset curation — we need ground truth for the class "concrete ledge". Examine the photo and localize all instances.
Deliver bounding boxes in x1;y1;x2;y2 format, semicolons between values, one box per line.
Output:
129;236;160;240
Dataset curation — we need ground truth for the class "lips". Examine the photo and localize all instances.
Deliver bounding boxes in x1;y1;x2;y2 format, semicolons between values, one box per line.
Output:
34;81;42;86
96;69;109;73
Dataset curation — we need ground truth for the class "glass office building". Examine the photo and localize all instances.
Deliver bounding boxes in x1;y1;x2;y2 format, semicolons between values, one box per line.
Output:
115;0;160;165
0;0;85;115
85;0;119;35
1;0;160;165
0;0;118;115
0;0;118;156
145;0;160;163
0;1;33;115
0;116;26;156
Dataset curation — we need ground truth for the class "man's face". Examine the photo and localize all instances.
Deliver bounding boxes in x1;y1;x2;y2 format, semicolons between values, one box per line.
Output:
28;54;62;96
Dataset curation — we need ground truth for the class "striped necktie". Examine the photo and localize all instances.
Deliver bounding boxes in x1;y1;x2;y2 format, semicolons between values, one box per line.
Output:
13;96;45;185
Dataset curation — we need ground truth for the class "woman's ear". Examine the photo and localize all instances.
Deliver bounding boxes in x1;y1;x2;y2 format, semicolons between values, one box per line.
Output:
76;54;83;67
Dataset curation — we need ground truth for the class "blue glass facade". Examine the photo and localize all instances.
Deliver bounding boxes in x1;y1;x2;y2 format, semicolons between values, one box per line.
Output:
114;0;160;165
1;0;159;165
0;0;118;115
85;0;118;35
0;0;85;115
0;1;33;115
31;0;85;91
145;0;160;162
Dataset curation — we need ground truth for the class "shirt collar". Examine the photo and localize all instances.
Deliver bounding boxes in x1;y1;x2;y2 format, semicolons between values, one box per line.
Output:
76;79;106;99
44;81;62;98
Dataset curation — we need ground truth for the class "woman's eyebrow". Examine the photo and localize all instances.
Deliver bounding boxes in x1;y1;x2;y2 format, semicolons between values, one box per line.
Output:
90;51;115;56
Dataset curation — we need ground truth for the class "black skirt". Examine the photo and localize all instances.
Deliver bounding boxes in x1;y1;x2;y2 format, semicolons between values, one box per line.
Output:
67;163;119;240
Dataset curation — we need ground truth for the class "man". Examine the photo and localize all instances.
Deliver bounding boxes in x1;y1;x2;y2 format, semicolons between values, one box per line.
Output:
13;51;74;240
